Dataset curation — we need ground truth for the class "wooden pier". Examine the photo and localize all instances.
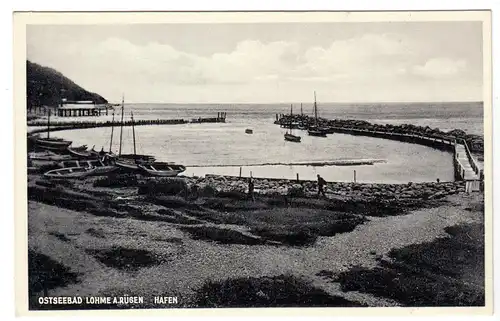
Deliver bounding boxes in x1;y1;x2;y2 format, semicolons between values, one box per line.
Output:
27;113;227;135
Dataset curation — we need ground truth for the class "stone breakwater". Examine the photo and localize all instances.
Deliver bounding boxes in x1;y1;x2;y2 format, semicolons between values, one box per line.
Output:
183;175;466;200
277;115;484;154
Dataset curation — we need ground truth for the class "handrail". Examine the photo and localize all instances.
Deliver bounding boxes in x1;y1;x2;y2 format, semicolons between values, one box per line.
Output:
460;138;481;176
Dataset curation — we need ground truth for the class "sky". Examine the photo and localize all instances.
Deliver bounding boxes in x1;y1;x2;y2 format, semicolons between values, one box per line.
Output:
26;22;484;103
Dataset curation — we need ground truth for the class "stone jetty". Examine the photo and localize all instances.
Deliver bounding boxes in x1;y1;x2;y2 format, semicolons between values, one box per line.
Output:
276;114;483;153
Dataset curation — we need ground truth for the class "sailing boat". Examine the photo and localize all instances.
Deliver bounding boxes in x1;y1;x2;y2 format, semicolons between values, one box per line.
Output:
67;112;117;159
30;108;73;151
284;104;301;143
114;97;153;171
124;111;185;177
307;91;328;137
113;108;185;176
298;103;307;130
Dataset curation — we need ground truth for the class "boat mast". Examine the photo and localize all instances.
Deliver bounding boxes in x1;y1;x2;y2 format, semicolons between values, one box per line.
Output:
131;111;137;156
109;112;115;153
118;95;124;156
290;104;293;135
314;91;318;122
47;108;51;139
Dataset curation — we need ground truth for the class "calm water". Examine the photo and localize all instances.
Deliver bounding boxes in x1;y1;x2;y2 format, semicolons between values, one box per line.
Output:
53;102;483;183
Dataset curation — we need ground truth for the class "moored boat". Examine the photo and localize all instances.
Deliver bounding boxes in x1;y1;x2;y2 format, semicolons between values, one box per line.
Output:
30;109;73;150
67;145;99;158
307;92;328;137
138;162;186;177
71;144;88;151
307;126;328;137
284;104;302;143
28;151;73;162
46;159;118;178
284;132;301;142
32;137;73;150
44;167;93;179
245;129;253;134
114;100;159;172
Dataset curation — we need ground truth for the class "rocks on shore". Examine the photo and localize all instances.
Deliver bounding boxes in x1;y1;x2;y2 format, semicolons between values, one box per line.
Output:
183;175;466;201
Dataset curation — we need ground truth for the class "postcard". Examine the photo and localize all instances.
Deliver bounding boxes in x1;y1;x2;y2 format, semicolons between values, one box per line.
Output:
13;10;492;317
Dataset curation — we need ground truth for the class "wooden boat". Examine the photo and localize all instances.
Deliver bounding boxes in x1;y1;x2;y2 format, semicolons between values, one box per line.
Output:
307;126;328;137
58;158;114;169
284;104;301;142
45;159;118;179
138;162;186;177
70;145;88;152
307;92;328;137
245;129;253;134
30;110;72;150
31;137;72;151
284;133;301;142
28;151;73;162
44;167;93;179
67;145;98;158
114;99;156;171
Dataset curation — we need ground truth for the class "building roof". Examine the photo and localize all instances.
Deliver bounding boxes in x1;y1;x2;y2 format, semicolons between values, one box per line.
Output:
59;103;97;109
62;100;95;104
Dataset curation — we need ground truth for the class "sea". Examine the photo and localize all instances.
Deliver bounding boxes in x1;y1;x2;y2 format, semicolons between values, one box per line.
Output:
53;101;484;184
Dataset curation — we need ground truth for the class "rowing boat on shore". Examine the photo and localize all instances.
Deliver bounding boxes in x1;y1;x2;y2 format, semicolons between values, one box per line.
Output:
113;98;185;174
29;151;73;162
67;145;99;158
29;109;73;150
45;159;118;179
138;162;186;177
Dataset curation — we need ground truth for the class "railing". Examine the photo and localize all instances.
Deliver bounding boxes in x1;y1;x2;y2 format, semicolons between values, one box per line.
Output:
454;148;467;180
460;138;482;178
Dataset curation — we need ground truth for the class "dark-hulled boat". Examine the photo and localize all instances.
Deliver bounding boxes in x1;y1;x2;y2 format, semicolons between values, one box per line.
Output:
284;132;301;142
307;92;328;137
284;104;301;143
307;126;328;137
29;109;72;151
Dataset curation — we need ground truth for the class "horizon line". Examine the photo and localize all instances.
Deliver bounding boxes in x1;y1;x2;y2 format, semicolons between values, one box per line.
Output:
114;100;484;105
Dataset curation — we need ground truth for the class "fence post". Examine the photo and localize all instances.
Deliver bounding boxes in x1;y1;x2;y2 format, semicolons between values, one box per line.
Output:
296;173;299;182
353;170;357;183
239;167;242;178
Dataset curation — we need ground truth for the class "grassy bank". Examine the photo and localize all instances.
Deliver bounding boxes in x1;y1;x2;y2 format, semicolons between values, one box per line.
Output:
316;216;485;306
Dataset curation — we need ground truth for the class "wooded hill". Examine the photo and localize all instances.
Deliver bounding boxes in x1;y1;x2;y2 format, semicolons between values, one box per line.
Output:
27;60;108;108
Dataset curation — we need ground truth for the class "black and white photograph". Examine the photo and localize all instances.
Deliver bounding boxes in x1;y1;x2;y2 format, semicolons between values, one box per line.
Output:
14;10;492;314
